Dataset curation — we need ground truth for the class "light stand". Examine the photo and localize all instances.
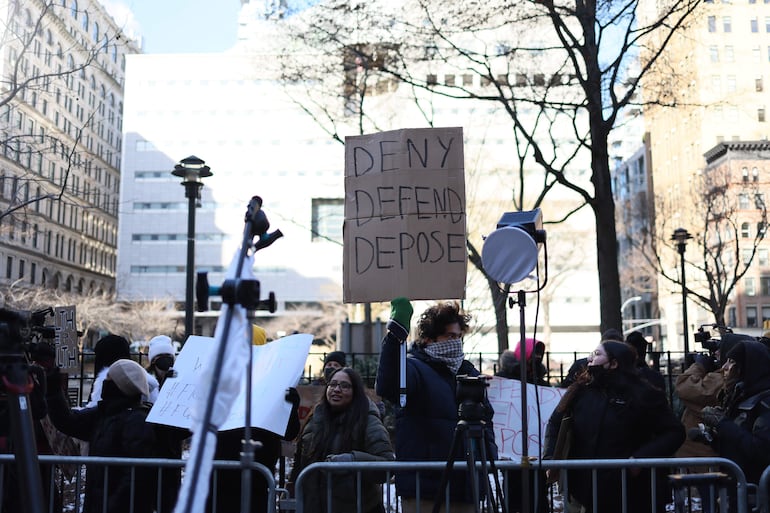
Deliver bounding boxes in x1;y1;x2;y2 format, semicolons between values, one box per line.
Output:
671;228;692;355
172;155;212;340
481;208;547;513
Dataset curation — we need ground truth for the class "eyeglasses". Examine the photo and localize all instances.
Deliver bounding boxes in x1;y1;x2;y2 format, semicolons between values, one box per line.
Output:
327;381;352;391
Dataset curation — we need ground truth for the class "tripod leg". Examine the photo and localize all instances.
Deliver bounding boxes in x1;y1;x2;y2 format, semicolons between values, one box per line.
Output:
432;424;465;513
465;438;481;513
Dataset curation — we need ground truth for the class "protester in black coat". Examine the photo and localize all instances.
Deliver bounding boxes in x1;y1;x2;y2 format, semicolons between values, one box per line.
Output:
47;359;159;513
545;341;684;513
376;299;497;513
700;340;770;485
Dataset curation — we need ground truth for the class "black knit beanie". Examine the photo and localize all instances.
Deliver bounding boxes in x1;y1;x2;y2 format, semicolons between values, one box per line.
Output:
93;334;130;374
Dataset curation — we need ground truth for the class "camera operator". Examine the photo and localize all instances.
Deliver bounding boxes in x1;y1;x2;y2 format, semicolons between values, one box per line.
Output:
675;330;751;510
375;298;497;513
698;340;770;509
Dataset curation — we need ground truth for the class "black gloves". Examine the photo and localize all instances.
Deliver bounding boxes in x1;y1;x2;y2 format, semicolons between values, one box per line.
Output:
701;406;726;428
694;353;717;373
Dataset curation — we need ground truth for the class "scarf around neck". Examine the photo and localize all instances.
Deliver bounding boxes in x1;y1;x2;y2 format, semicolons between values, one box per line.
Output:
423;338;465;374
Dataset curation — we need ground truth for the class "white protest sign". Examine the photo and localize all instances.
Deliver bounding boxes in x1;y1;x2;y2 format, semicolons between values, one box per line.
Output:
147;334;312;435
343;127;467;303
487;377;566;460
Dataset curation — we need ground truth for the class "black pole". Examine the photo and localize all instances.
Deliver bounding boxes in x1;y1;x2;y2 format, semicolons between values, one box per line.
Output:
183;183;200;340
678;244;689;356
516;290;530;513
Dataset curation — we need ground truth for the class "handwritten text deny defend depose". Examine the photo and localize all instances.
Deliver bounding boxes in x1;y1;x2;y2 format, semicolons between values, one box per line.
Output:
352;186;463;225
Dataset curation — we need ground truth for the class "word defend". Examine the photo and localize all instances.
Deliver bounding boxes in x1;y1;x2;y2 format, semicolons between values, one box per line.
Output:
343;127;467;303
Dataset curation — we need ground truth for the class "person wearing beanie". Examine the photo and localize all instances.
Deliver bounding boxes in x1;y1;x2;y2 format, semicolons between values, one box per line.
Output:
45;358;160;513
674;331;753;511
145;335;176;403
544;340;684;513
86;334;130;408
560;328;625;387
698;340;770;492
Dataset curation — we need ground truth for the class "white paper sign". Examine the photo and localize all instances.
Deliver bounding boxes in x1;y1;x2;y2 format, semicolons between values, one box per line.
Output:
147;334;313;435
487;377;566;460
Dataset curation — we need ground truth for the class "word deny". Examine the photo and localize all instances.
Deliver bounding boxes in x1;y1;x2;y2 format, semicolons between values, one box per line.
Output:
354;232;465;273
351;135;458;176
353;186;463;225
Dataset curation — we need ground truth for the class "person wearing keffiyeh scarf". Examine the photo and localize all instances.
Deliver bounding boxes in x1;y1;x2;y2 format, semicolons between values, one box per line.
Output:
375;298;497;513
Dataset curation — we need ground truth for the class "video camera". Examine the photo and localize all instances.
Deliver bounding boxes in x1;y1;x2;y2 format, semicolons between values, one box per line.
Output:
693;323;731;354
0;307;56;354
455;375;490;422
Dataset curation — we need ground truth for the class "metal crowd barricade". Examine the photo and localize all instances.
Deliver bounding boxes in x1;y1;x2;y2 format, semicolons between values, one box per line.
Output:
0;454;278;513
292;458;750;513
759;465;770;513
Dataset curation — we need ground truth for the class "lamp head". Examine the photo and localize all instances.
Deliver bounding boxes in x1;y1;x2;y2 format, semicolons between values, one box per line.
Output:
172;155;213;183
482;208;545;284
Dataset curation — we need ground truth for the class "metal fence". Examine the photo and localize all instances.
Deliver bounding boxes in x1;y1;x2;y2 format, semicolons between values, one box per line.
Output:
1;454;761;513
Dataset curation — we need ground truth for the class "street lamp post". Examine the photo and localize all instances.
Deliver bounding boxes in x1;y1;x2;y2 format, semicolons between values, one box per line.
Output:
671;228;693;355
172;155;212;340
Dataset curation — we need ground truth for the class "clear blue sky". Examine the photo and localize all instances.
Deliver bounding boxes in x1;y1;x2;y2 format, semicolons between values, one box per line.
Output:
106;0;242;53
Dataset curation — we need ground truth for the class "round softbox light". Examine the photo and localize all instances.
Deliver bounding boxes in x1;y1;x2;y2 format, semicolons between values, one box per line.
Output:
481;226;539;284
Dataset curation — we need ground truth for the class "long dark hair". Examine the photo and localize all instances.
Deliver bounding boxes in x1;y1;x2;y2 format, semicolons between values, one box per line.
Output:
557;341;640;412
305;367;370;462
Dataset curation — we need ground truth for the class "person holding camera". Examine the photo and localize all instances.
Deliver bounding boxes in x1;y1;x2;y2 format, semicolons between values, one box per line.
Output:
697;340;770;501
375;298;497;513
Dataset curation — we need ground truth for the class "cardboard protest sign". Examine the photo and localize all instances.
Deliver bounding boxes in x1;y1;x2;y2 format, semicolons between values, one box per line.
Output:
487;377;566;460
343;127;467;303
147;334;312;435
53;306;78;370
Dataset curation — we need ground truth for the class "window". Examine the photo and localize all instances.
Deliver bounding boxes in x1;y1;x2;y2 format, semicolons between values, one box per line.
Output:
81;10;88;31
92;21;99;41
760;249;770;266
743;248;753;263
708;16;716;32
752;18;759;33
725;46;735;62
754;167;760;182
742;222;751;238
762;277;770;295
760;107;766;122
710;46;719;62
444;74;455;86
758;77;764;92
747;306;758;327
747;278;756;297
757;192;766;208
5;257;11;279
760;221;769;237
70;0;77;19
30;262;35;284
18;259;24;280
729;306;737;326
767;17;770;33
711;75;721;93
311;198;344;242
739;193;750;208
764;306;770;326
723;16;732;33
754;47;762;63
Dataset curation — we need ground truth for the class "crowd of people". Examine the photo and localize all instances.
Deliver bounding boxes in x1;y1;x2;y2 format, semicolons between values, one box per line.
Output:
5;301;770;513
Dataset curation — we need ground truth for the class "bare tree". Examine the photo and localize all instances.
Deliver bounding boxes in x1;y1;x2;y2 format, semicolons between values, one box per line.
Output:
277;0;702;338
1;281;177;345
650;166;769;327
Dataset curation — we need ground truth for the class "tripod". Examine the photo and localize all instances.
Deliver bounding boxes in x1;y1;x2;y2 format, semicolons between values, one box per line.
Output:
431;402;505;513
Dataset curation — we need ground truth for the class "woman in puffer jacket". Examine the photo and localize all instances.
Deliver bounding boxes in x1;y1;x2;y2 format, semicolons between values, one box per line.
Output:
291;367;394;513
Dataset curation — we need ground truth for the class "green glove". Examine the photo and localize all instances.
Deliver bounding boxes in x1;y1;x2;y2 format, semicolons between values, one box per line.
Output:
390;297;413;329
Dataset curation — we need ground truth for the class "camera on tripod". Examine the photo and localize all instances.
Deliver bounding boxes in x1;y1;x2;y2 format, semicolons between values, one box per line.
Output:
456;375;490;422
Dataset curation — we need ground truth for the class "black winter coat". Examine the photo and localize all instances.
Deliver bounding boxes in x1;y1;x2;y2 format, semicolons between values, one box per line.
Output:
712;341;770;484
544;368;684;513
47;384;159;513
376;331;498;503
